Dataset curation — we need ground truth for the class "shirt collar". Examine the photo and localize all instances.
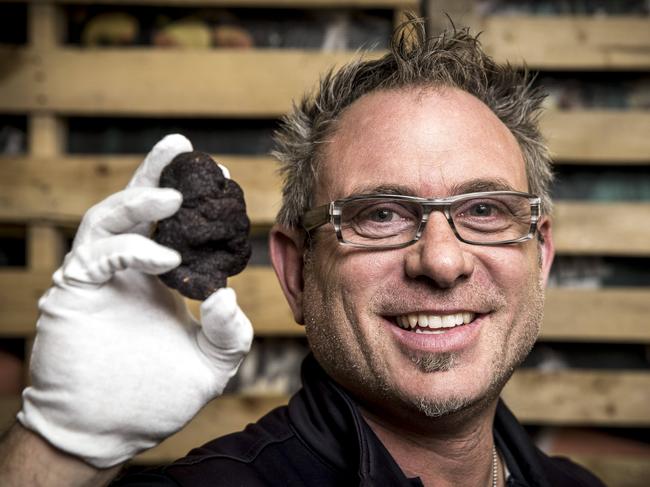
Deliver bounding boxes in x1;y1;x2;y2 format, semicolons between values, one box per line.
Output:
288;354;421;486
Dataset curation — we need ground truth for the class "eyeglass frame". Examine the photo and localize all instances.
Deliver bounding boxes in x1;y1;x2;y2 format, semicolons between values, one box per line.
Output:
301;190;542;249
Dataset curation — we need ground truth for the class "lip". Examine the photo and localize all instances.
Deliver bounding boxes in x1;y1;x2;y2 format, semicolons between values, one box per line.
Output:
384;313;486;354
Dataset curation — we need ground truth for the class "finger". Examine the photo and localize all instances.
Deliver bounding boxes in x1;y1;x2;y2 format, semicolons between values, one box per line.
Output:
127;134;193;189
62;234;181;285
217;163;230;179
198;288;253;363
74;187;182;247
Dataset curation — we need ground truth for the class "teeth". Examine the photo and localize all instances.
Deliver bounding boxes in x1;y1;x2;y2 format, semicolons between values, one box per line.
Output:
429;315;442;328
441;315;456;328
394;312;476;331
407;314;418;328
418;313;429;327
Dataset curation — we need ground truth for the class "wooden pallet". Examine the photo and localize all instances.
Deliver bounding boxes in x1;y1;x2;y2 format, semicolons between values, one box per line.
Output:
1;3;649;487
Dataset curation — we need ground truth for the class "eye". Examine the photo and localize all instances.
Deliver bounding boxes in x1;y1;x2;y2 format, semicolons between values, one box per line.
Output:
369;207;397;222
467;202;497;217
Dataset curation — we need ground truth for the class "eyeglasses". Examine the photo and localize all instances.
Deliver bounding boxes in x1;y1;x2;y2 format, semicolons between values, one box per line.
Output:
302;191;541;249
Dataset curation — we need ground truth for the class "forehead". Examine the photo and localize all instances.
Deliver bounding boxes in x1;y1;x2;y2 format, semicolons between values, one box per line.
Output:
316;87;527;203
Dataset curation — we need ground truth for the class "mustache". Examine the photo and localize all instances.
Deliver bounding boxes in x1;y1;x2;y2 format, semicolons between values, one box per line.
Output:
368;278;507;314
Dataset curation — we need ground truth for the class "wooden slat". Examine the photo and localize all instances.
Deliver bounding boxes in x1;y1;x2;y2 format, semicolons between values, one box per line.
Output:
0;394;288;463
28;115;64;157
185;266;301;335
0;270;51;335
39;0;419;6
2;373;649;432
571;455;650;487
3;266;649;342
1;157;649;254
0;155;281;225
6;371;645;459
28;2;63;50
553;202;650;256
0;266;300;336
2;392;649;485
2;0;415;6
543;288;650;343
478;16;650;70
502;370;650;427
136;394;288;463
26;225;63;279
542;110;650;164
0;48;382;116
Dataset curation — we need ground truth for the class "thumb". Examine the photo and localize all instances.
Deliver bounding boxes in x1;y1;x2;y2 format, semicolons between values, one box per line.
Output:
197;288;253;372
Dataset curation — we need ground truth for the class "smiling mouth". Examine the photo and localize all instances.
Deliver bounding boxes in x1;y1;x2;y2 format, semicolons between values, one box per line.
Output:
391;312;477;334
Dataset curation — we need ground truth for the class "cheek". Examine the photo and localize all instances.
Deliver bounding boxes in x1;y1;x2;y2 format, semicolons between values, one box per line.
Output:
315;242;399;293
478;244;539;293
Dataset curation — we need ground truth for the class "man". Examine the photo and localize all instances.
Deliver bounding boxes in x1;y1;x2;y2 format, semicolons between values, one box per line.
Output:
0;19;604;486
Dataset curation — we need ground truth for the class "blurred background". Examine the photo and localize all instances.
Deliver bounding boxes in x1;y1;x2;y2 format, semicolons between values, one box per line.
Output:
0;1;649;485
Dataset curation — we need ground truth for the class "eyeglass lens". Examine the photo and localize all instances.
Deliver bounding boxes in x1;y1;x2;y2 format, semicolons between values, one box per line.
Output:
339;195;534;246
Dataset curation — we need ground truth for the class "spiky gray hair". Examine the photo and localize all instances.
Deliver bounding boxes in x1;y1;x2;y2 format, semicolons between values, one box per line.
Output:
273;17;553;229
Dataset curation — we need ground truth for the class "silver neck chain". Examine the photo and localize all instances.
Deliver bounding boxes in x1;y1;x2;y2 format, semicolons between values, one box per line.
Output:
491;445;499;487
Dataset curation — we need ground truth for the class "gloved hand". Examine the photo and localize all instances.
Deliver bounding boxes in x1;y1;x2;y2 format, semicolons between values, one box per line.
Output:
17;134;253;468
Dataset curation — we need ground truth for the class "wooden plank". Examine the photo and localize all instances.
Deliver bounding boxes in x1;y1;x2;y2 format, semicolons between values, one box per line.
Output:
553;202;650;256
0;270;51;336
28;115;64;157
1;156;649;254
16;0;417;7
0;48;382;116
502;370;650;427
26;112;65;271
26;225;63;276
135;394;288;463
571;455;650;487
40;0;419;7
543;288;650;343
0;266;298;336
0;155;281;225
120;373;650;462
542;111;650;164
2;266;649;342
25;223;64;387
3;391;650;482
2;373;649;432
478;16;650;70
27;3;63;50
185;266;301;335
427;1;475;35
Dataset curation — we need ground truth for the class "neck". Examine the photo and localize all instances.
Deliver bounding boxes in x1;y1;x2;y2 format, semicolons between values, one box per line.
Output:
361;399;501;487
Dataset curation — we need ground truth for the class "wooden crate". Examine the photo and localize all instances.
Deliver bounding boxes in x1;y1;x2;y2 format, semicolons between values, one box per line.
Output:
477;15;650;70
1;3;649;486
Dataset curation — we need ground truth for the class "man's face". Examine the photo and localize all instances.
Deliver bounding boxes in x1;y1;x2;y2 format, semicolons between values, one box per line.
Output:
278;87;554;422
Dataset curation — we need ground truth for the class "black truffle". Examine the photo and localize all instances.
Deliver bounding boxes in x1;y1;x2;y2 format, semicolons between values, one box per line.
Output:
152;151;251;300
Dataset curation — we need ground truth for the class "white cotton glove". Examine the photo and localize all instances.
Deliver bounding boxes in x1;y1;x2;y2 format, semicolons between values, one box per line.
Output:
17;134;253;468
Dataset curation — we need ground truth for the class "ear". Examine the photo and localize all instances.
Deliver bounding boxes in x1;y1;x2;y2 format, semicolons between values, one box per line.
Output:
269;224;306;325
537;216;555;287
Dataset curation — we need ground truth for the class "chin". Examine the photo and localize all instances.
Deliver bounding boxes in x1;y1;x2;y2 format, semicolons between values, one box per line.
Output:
389;356;510;420
398;378;501;420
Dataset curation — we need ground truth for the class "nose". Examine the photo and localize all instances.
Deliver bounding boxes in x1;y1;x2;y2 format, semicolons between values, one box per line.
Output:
404;211;475;288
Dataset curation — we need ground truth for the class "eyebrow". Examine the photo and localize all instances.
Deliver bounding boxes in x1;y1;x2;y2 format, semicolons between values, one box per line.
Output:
346;184;419;198
450;178;520;195
344;178;519;199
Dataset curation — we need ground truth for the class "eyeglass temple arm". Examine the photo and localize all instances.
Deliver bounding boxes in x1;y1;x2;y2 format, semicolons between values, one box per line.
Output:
302;204;332;232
